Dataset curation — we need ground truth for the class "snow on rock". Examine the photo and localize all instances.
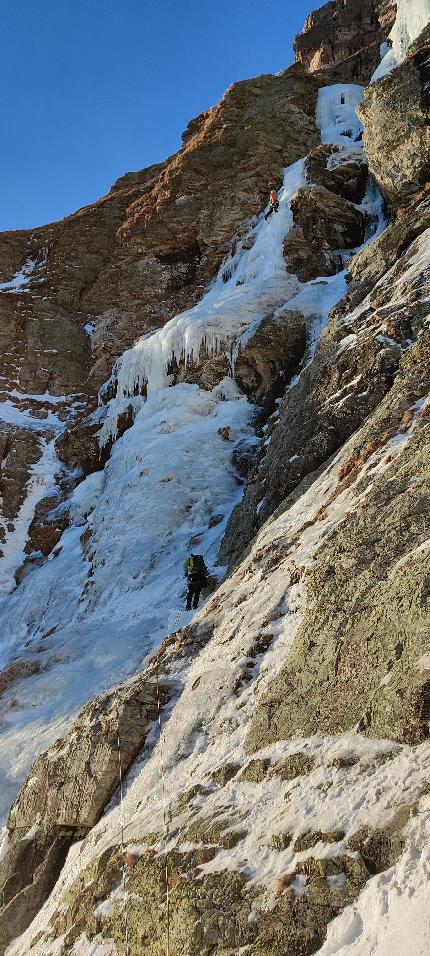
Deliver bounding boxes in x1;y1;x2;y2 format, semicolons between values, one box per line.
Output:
0;83;385;827
0;439;60;597
70;937;117;956
100;158;307;439
318;807;430;956
372;0;430;82
0;258;37;293
0;380;254;821
7;414;430;955
0;249;48;294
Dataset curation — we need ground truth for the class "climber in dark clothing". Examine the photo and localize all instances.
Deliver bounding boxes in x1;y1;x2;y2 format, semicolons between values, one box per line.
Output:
264;189;279;220
184;554;208;610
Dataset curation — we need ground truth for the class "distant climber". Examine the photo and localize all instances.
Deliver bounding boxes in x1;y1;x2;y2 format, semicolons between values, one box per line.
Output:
184;554;208;610
264;189;279;220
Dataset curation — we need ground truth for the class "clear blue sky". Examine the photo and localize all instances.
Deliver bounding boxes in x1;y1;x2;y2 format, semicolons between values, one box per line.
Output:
1;0;315;231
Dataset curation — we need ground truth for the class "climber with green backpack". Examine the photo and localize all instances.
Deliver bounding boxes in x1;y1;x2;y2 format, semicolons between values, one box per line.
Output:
184;553;208;610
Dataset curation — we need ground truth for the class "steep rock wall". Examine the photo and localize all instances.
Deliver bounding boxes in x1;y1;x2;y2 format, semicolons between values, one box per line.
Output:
294;0;396;83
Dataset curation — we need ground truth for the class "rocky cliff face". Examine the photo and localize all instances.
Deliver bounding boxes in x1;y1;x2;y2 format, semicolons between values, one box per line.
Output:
0;1;430;954
0;69;321;589
294;0;396;82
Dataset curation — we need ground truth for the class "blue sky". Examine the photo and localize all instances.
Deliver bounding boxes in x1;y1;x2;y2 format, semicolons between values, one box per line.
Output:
1;0;314;231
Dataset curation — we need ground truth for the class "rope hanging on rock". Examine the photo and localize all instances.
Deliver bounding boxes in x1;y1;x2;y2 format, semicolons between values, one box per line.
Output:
113;597;193;956
115;705;131;956
154;603;184;956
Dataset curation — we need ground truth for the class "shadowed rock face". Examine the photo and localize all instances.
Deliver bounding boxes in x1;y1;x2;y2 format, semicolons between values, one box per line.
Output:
284;183;367;281
294;0;396;83
358;23;430;209
220;192;430;570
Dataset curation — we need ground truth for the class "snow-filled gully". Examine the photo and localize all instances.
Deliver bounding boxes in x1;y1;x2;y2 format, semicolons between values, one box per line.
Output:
0;85;386;827
2;64;430;953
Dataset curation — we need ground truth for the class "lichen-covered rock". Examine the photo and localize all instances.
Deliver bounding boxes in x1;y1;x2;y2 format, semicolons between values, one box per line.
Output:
27;843;373;956
247;420;430;750
272;753;316;779
0;674;162;950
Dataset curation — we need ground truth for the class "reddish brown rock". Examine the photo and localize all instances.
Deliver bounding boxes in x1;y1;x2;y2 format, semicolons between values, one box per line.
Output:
294;0;396;84
305;145;369;204
284;185;367;281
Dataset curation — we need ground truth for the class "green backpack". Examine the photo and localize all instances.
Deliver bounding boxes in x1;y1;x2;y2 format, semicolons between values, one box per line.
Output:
188;554;207;579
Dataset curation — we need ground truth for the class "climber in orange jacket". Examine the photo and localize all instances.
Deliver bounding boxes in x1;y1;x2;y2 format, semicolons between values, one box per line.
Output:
265;189;279;220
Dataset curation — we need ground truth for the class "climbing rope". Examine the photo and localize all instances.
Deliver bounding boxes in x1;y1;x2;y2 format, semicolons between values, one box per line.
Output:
113;555;214;955
272;217;279;298
153;602;183;956
203;526;225;559
155;663;171;956
115;705;131;956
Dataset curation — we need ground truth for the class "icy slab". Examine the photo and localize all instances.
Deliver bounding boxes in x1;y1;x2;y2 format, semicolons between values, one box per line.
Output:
70;936;117;956
0;380;254;820
0;399;65;431
0;439;60;597
0;258;37;293
101;159;307;437
316;84;364;146
372;0;430;82
0;248;48;294
318;809;430;956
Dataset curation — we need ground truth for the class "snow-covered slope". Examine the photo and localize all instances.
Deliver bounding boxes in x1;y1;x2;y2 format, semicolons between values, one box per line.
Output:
7;373;430;956
1;64;430;955
0;85;379;827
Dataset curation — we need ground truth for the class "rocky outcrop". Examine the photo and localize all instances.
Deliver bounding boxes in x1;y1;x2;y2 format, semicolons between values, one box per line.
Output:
220;194;430;568
358;22;430;209
305;145;369;204
294;0;396;83
0;674;162;952
284;184;367;281
234;309;307;406
248;402;430;750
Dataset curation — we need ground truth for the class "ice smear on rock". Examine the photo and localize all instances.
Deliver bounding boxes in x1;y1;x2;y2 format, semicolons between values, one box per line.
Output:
372;0;430;82
316;84;364;145
100;158;307;442
318;808;430;956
